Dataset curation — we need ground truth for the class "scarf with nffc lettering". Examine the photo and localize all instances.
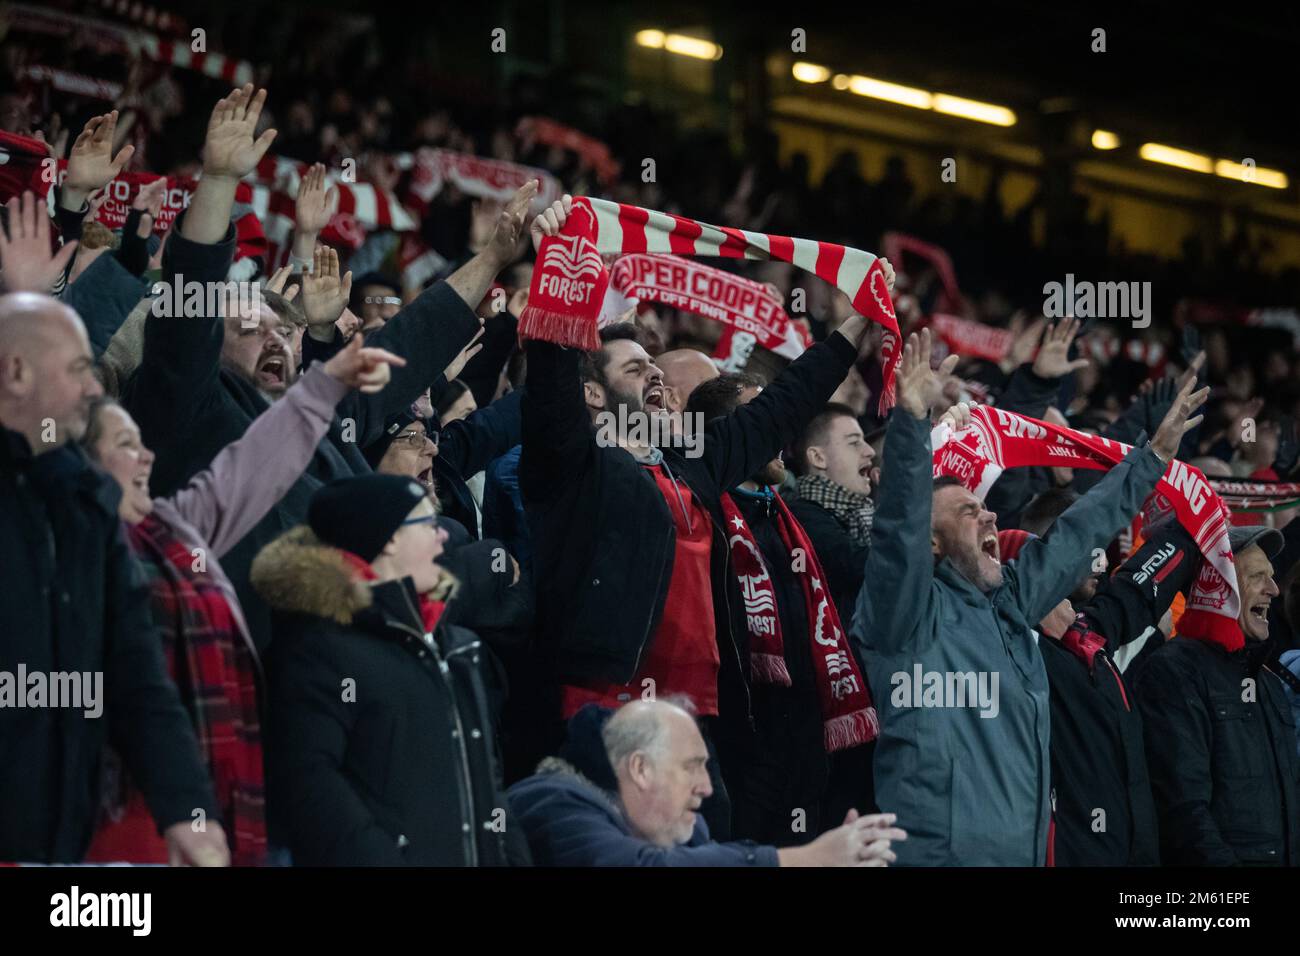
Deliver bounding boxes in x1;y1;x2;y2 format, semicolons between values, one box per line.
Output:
520;196;902;413
720;490;879;751
930;404;1242;649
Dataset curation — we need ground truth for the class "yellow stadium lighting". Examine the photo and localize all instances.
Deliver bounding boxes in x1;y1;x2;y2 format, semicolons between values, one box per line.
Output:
1138;143;1213;174
931;93;1016;127
1091;129;1120;150
792;62;831;84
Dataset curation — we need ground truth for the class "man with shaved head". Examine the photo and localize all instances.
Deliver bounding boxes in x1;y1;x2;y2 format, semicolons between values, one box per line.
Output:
508;698;905;866
0;290;226;865
657;347;719;420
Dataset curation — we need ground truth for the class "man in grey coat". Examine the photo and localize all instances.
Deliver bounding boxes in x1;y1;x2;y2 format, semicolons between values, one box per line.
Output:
850;328;1207;866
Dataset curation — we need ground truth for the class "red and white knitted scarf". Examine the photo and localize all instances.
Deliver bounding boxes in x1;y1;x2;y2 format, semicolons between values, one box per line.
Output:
606;253;810;359
931;404;1242;647
720;491;879;751
521;196;901;412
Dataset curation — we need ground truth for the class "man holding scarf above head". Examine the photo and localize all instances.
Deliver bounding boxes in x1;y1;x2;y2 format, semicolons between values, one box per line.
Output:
850;328;1207;866
520;196;892;837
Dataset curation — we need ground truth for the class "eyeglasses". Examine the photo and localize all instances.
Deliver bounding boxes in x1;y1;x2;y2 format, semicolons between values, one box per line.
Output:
400;514;440;528
392;430;438;448
364;295;402;306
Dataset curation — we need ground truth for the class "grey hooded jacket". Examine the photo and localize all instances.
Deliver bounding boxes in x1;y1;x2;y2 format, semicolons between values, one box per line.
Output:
850;409;1167;866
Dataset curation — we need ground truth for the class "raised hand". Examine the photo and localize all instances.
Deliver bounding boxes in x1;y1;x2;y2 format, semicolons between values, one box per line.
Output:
300;245;353;330
133;176;167;217
896;327;960;420
879;256;896;295
530;193;572;254
1150;374;1211;464
202;84;277;180
322;332;407;394
63;111;135;208
263;263;301;302
937;401;974;433
443;324;486;382
295;162;338;234
485;180;539;265
1005;314;1047;371
1032;317;1091;379
0;192;79;293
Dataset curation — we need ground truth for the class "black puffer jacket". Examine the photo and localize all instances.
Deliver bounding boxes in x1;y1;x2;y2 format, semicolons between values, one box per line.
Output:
1135;635;1300;866
252;527;529;866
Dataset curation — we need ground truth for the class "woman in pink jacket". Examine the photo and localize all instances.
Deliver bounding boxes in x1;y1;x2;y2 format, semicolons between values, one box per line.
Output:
79;335;402;865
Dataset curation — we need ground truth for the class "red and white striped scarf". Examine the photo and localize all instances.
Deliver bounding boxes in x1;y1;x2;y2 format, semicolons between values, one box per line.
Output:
930;404;1243;648
606;253;810;359
521;197;901;412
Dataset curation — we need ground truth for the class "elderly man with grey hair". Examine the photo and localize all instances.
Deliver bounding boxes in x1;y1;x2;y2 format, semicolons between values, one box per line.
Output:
508;698;905;866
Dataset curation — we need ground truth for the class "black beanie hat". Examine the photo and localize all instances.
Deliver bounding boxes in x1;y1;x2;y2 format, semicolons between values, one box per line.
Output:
363;412;423;469
308;474;429;562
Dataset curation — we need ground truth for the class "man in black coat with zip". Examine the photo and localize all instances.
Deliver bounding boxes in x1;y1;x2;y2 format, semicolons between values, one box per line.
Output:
519;196;886;836
1135;525;1300;865
0;286;222;864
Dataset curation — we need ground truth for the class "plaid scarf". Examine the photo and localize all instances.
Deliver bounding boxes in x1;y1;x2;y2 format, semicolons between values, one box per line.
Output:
721;490;878;751
796;473;875;547
520;196;901;413
127;515;266;866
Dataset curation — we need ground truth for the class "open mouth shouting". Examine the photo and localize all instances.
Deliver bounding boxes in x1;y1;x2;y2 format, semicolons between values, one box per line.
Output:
643;385;666;412
256;354;288;389
980;532;999;565
1249;601;1271;630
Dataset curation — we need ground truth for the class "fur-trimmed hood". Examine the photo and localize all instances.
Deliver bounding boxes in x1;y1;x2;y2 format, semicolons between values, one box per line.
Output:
250;525;458;626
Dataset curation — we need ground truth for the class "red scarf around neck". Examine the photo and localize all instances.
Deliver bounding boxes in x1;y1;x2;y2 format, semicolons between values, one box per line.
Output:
720;491;878;752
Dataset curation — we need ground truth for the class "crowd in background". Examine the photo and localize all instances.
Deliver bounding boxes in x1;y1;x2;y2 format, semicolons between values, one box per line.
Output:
1;7;1299;868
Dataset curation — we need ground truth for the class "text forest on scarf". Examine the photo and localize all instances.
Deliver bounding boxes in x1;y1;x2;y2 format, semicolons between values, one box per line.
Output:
520;196;902;413
930;404;1244;649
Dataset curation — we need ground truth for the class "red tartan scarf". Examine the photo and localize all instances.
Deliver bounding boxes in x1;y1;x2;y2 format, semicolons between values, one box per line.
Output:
720;491;879;752
931;404;1242;649
128;515;267;866
520;196;902;413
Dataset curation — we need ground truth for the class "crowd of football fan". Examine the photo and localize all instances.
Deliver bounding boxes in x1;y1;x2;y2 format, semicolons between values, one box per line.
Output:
2;26;1299;866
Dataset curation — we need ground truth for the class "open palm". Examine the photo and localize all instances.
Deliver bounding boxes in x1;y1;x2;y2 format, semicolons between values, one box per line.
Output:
203;84;276;179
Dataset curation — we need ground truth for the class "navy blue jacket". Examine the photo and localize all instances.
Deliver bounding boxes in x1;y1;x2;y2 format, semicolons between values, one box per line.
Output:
507;760;777;867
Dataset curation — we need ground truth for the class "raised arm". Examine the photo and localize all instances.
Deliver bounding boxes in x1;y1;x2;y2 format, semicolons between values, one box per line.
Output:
700;318;865;492
851;329;959;657
1075;520;1200;650
1006;376;1209;625
129;85;275;443
165;338;403;556
330;187;532;446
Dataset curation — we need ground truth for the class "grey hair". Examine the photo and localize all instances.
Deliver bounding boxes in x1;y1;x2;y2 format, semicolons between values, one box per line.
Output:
601;696;697;772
